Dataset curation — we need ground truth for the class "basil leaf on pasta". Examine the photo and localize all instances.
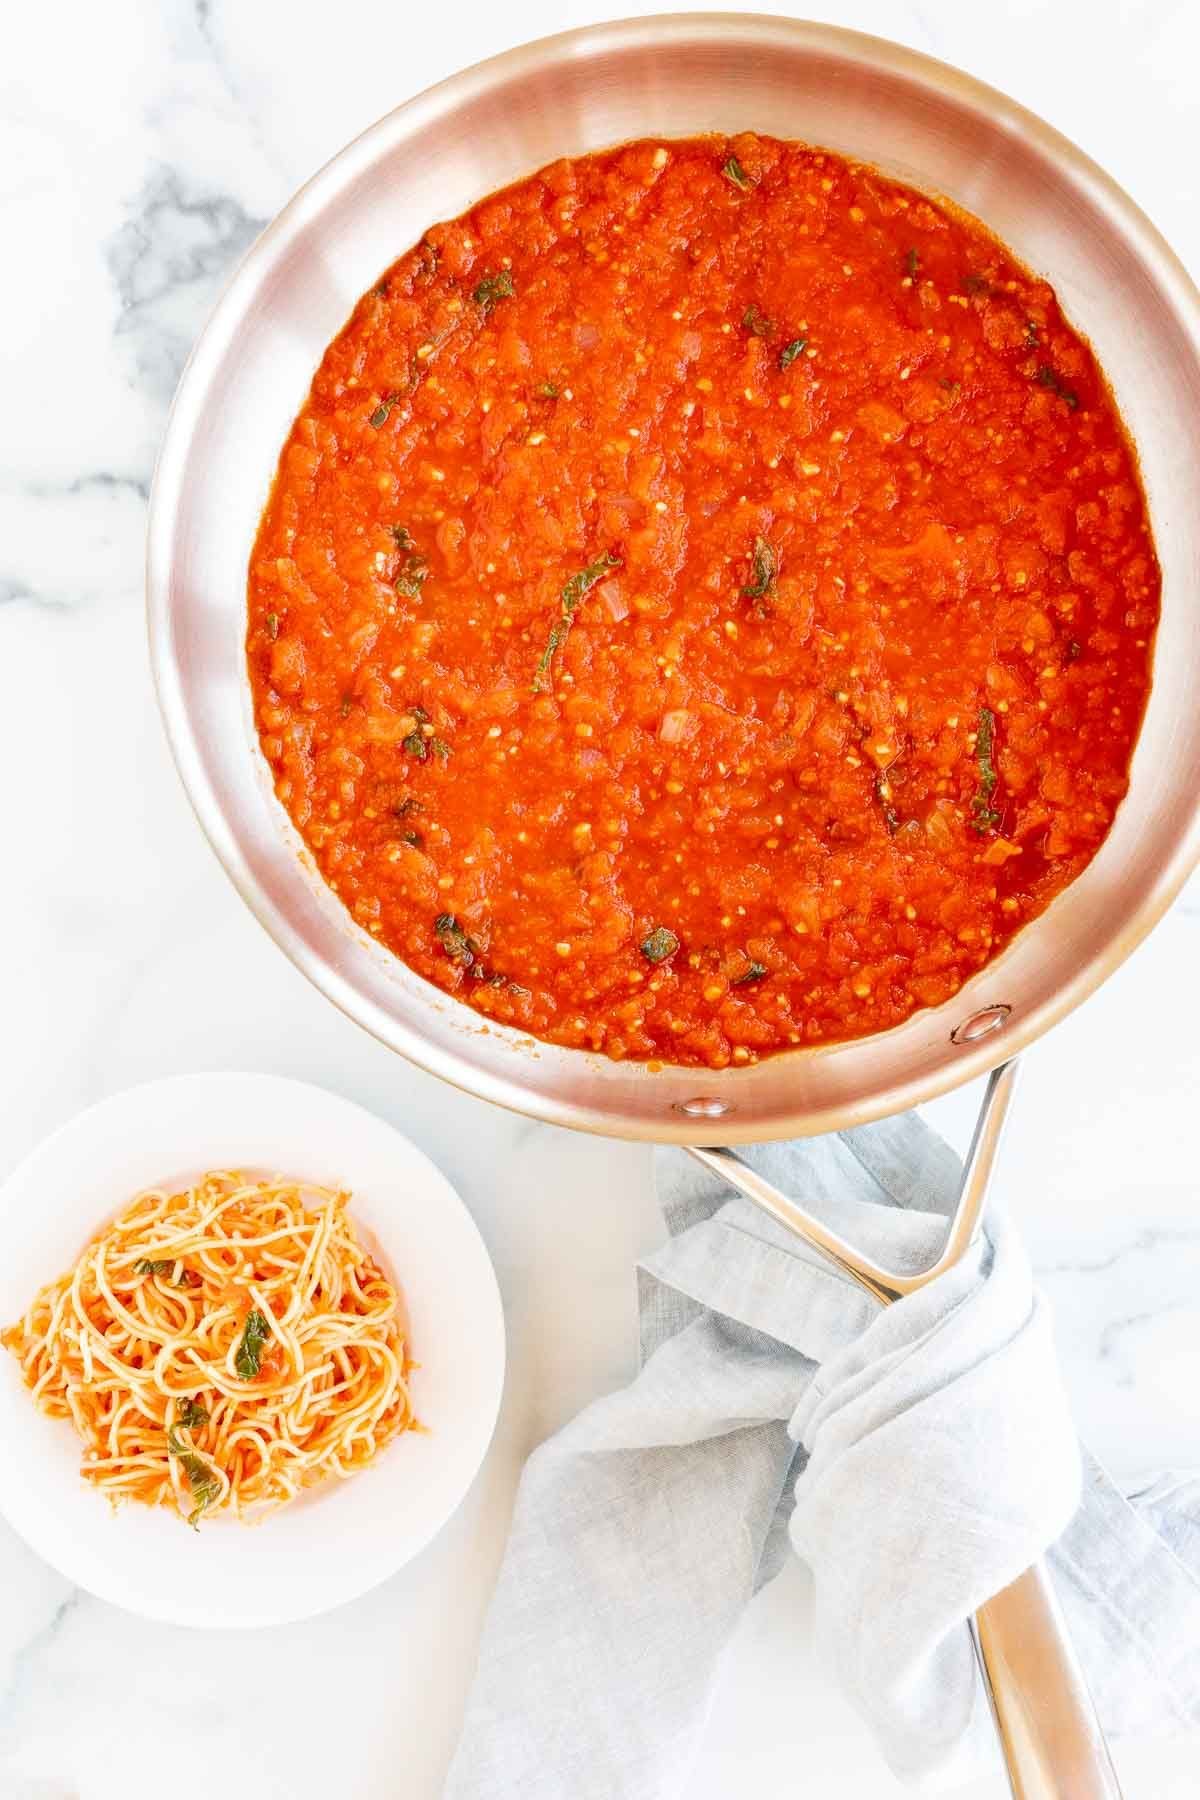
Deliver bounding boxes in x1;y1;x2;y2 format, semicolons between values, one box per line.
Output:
235;1308;272;1380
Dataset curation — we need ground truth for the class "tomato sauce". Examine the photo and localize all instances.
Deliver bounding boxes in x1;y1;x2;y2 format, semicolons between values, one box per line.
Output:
247;134;1158;1069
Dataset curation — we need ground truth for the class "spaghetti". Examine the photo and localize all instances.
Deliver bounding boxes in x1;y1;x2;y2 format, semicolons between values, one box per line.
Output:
1;1172;416;1527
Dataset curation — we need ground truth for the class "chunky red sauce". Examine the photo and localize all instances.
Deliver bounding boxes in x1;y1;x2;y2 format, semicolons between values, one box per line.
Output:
247;134;1158;1069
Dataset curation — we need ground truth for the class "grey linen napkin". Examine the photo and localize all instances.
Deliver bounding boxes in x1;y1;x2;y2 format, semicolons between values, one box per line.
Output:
444;1112;1200;1795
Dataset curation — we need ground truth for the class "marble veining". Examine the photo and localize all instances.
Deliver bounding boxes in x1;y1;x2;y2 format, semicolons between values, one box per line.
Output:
106;167;268;409
1;3;1197;1796
0;1595;80;1736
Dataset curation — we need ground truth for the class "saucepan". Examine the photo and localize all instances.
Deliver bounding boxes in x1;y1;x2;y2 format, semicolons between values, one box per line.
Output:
148;13;1200;1149
147;16;1200;1796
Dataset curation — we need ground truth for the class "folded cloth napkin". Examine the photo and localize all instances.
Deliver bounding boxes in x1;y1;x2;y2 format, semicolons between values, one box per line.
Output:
445;1112;1200;1797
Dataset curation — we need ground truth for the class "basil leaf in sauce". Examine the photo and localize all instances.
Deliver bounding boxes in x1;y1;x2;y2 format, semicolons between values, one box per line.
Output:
531;552;622;694
402;705;431;761
532;620;569;693
389;529;429;597
431;914;509;988
904;247;919;279
721;156;751;191
234;1308;272;1380
731;959;768;986
561;556;621;616
395;558;429;598
175;1397;210;1430
368;390;403;428
473;269;515;315
434;914;477;968
778;338;807;370
741;536;778;601
640;926;679;964
1034;363;1079;410
742;304;774;339
970;707;1003;834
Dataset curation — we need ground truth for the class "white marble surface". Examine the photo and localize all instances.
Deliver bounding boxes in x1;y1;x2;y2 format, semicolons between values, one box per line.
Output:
1;2;1198;1794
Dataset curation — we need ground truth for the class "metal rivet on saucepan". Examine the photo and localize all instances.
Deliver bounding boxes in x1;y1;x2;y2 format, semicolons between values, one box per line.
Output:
673;1096;733;1119
950;1004;1013;1045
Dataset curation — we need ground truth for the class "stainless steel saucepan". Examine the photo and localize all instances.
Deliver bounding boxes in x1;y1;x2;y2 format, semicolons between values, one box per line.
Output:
147;18;1200;1796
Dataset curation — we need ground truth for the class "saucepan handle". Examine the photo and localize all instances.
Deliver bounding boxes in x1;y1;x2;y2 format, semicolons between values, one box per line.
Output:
686;1061;1121;1798
973;1559;1123;1798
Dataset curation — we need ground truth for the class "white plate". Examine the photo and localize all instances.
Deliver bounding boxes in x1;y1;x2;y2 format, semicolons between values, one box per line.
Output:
0;1072;505;1628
